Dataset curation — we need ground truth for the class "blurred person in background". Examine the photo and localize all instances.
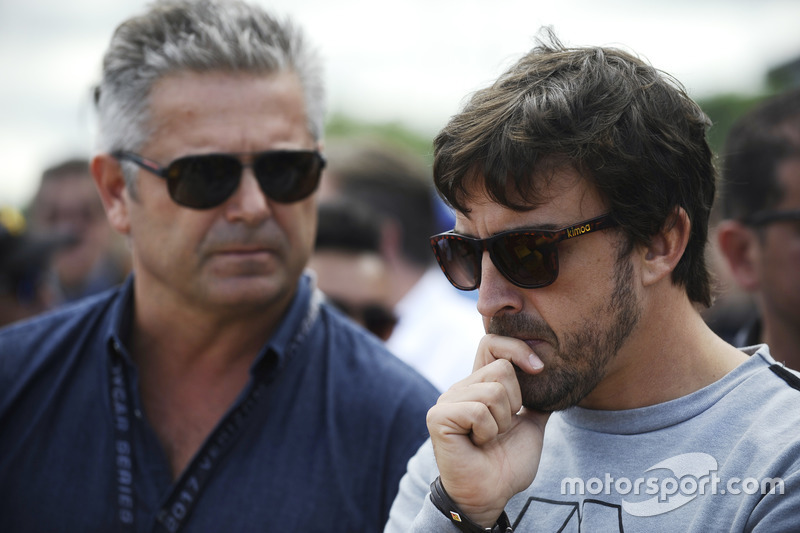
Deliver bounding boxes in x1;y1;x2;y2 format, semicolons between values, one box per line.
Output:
29;157;129;302
0;206;70;326
0;1;437;531
310;198;398;341
322;138;485;392
716;87;800;369
701;223;756;346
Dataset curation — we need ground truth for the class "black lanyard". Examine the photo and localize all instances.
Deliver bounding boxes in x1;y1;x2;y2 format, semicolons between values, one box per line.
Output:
109;291;321;533
110;355;136;531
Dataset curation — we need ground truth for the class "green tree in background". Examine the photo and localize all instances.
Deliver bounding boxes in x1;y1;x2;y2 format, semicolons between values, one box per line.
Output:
325;113;434;164
699;93;768;159
693;54;799;162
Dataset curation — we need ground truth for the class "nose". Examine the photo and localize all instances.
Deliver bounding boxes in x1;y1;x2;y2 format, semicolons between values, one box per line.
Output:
225;167;271;225
476;250;525;319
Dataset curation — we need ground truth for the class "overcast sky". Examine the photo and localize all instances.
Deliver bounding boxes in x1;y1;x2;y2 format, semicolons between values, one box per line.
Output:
2;0;800;207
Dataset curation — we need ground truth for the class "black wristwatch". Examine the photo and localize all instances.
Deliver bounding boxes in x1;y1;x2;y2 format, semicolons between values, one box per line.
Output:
429;476;513;533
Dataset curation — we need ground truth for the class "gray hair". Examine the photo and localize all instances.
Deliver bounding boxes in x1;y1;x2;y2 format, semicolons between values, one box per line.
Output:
94;0;325;188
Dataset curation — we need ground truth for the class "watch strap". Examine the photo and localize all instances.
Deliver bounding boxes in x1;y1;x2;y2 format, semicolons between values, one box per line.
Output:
429;476;513;533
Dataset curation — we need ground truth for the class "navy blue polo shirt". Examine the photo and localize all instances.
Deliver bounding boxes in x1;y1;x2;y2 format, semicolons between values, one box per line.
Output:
0;274;439;532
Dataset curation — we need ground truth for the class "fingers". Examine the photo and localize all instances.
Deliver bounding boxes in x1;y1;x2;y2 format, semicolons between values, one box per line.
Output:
428;401;502;446
427;334;547;446
431;359;522;444
434;386;513;443
473;334;545;374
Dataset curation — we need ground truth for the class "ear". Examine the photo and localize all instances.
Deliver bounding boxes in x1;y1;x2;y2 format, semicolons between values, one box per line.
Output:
715;219;760;291
640;207;691;287
91;154;132;235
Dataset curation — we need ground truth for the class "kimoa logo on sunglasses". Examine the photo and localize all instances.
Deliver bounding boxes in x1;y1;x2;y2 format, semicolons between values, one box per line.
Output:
566;223;593;238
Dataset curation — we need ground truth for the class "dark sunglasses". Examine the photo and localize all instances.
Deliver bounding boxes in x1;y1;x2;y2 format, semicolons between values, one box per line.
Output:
430;214;618;291
742;208;800;227
112;150;325;209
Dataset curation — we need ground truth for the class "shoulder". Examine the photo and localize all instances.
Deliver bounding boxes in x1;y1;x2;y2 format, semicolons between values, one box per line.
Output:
748;354;800;441
0;289;121;400
306;303;439;466
746;347;800;399
314;302;440;407
719;348;800;470
0;288;119;349
761;361;800;394
737;353;800;527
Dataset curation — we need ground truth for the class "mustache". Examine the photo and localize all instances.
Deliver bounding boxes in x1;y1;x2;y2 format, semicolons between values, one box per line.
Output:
488;313;558;346
199;223;283;253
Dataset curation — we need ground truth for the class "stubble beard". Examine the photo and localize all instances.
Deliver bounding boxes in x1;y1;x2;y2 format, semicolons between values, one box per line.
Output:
488;256;641;412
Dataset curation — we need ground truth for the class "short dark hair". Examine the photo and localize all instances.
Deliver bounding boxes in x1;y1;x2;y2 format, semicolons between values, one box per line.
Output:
433;29;716;306
315;199;382;254
720;87;800;221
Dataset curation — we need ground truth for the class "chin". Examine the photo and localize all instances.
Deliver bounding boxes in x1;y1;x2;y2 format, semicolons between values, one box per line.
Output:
516;366;596;412
206;275;291;308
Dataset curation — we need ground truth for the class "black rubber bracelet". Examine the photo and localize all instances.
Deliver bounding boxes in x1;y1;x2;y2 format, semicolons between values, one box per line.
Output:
429;476;513;533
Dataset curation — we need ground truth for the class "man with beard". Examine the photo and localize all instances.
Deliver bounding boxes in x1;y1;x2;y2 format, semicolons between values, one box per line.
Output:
384;30;800;533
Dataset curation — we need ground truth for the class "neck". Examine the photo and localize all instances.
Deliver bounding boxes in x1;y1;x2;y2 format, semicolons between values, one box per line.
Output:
127;277;293;480
130;268;297;366
581;287;748;411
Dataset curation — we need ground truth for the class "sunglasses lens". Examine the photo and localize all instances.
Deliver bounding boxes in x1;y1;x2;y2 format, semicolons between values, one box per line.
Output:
166;155;241;209
253;151;323;203
431;236;481;290
491;233;557;288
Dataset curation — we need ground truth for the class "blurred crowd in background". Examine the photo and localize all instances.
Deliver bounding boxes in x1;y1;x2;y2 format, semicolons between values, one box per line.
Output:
1;159;129;326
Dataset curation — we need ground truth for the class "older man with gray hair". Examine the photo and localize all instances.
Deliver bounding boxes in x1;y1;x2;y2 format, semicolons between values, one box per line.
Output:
0;1;437;531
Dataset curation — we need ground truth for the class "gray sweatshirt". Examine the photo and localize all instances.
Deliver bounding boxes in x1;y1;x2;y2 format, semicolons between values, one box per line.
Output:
386;346;800;532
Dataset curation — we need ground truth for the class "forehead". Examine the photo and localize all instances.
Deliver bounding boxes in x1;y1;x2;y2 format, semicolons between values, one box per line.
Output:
144;70;313;154
454;166;605;236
